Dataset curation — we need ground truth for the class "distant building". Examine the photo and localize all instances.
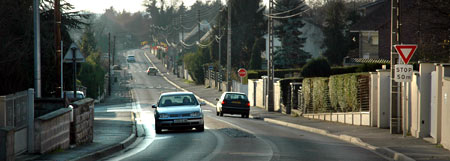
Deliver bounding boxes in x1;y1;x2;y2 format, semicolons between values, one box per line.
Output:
262;19;325;69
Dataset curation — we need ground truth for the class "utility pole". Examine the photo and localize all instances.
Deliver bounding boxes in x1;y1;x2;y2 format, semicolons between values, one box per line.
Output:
226;0;232;91
180;15;185;79
113;35;116;66
390;0;401;134
266;0;275;111
218;11;222;91
198;9;201;42
108;33;111;96
54;0;62;98
34;0;41;98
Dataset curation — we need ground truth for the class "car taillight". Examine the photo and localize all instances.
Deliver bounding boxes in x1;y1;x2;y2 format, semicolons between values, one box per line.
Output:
247;102;250;107
221;101;225;105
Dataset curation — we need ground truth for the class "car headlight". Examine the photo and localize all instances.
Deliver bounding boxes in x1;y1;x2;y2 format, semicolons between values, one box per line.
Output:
190;112;201;117
159;113;169;118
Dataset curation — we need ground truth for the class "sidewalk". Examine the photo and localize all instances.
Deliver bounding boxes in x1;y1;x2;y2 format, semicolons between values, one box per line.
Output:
147;52;450;161
18;69;136;161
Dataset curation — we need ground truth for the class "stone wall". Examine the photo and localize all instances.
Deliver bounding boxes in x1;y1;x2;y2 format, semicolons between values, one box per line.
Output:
70;98;94;145
34;108;71;154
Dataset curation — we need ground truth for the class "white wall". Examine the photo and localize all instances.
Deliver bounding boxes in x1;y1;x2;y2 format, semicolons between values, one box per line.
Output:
377;69;390;128
419;64;434;137
370;72;378;127
440;65;450;149
274;81;281;112
248;79;256;106
256;80;264;108
411;72;420;137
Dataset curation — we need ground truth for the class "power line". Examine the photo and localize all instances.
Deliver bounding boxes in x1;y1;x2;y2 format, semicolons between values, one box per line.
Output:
264;8;310;19
269;4;307;16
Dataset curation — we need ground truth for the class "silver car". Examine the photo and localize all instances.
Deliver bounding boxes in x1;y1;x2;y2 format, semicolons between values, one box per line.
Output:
152;92;205;133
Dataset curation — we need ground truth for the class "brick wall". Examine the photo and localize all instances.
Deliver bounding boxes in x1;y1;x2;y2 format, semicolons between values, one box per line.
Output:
34;108;71;154
70;98;94;145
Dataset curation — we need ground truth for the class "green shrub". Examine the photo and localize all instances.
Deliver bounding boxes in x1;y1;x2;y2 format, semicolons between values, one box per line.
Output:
330;63;389;75
329;73;370;112
330;66;358;75
183;52;205;84
302;78;312;111
302;77;330;113
312;77;330;112
78;52;105;99
301;58;331;78
248;68;302;79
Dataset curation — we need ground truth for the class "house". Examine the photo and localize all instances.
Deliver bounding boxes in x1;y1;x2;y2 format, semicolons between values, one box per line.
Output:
263;19;325;69
350;0;390;60
350;0;448;63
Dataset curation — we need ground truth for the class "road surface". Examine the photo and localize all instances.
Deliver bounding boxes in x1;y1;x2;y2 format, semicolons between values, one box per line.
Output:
104;49;387;161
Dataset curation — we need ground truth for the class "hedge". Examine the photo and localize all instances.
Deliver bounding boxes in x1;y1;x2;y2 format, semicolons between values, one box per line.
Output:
248;68;302;79
248;63;388;79
302;78;312;111
302;77;330;113
329;73;370;112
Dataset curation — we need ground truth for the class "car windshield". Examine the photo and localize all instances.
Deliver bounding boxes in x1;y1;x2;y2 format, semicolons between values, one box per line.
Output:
158;94;198;107
224;93;247;101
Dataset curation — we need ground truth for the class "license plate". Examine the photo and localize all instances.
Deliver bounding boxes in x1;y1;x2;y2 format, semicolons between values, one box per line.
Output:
174;119;187;123
231;101;241;104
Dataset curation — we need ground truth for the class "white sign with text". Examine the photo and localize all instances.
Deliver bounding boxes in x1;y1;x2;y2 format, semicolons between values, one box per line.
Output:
395;64;413;82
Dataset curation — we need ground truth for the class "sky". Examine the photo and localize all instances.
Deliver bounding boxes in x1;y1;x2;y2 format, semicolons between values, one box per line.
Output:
66;0;269;13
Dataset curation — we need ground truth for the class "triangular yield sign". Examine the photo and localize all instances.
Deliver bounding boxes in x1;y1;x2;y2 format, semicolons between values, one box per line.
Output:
394;45;417;64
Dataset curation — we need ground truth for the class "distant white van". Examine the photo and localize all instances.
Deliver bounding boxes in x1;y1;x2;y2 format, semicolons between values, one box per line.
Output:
64;91;86;99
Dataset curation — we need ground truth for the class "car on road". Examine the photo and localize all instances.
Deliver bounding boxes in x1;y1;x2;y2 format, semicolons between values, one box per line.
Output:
147;66;157;75
216;92;250;118
152;92;206;133
64;91;85;99
127;55;136;62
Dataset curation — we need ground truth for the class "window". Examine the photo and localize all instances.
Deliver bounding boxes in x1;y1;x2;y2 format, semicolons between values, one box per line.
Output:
158;94;198;107
224;93;248;101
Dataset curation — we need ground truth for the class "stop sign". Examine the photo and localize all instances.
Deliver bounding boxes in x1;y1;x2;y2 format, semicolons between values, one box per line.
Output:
238;68;247;77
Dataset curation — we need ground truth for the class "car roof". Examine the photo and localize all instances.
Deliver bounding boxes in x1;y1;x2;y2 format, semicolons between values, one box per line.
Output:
160;91;194;96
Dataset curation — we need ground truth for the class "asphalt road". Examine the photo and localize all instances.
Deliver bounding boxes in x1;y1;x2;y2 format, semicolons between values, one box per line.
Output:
104;49;388;161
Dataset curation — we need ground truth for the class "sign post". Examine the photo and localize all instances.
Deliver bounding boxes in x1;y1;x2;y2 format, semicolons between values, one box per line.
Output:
64;43;85;99
394;45;417;64
393;44;417;137
393;45;416;83
238;68;247;84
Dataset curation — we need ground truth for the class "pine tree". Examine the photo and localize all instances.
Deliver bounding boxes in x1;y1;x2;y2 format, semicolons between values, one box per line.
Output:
321;1;347;65
273;0;311;69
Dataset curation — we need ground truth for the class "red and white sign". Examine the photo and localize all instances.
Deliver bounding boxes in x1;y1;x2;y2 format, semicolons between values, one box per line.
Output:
237;68;247;77
394;45;417;64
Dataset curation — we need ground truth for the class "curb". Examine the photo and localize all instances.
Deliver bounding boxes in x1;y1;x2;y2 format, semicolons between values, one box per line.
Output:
71;112;137;161
263;118;414;161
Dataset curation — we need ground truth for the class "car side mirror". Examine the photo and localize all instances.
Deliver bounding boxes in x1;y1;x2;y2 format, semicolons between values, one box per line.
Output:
152;104;157;108
215;98;219;101
200;102;206;106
